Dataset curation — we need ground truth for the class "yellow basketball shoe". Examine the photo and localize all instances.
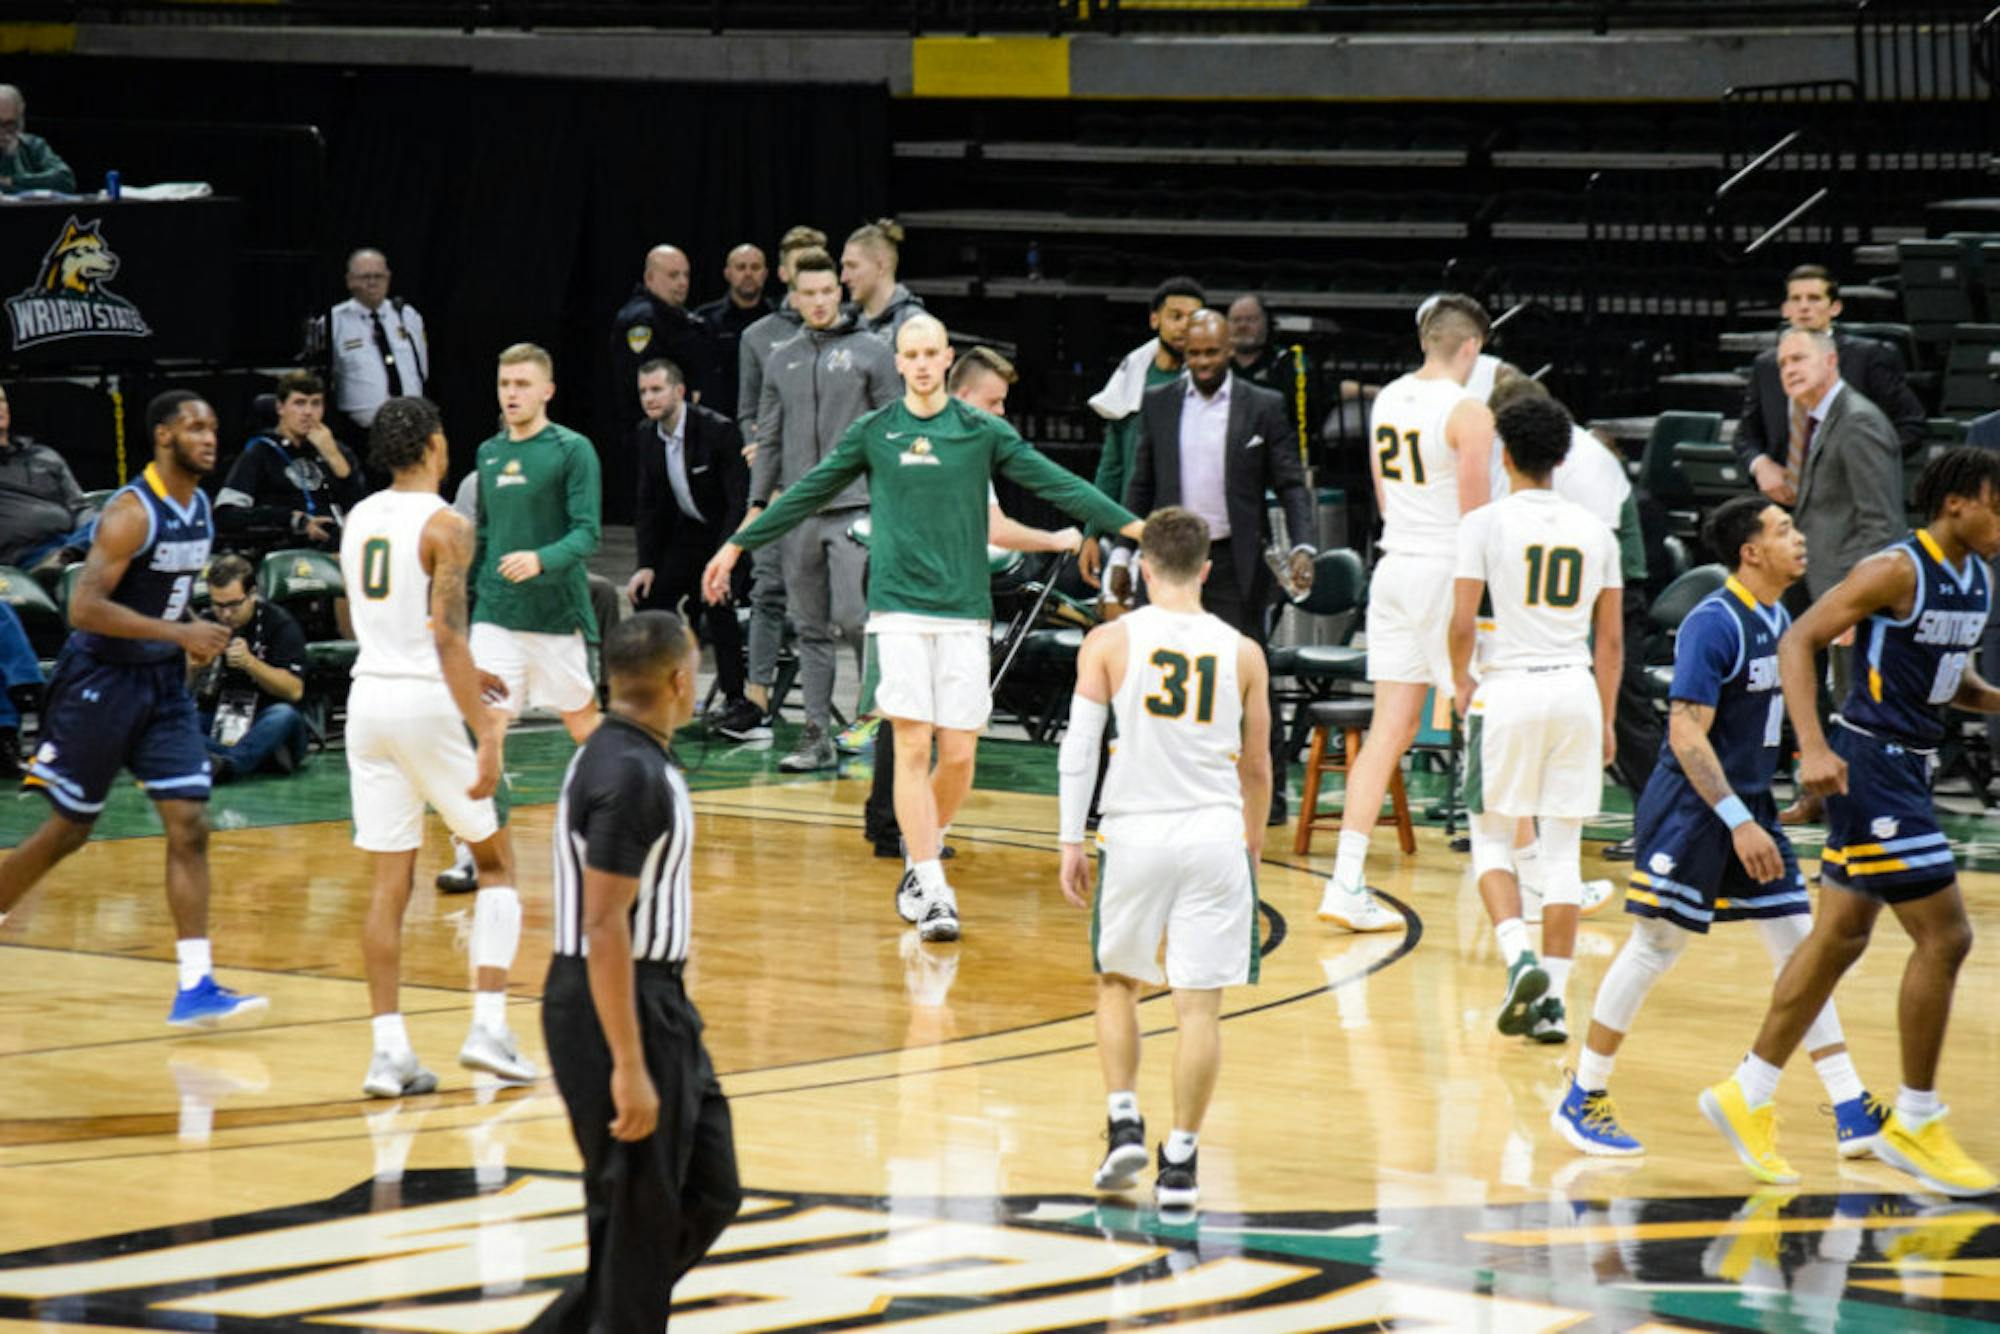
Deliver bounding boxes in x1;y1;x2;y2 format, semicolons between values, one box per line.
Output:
1875;1109;2000;1199
1701;1186;1799;1284
1699;1077;1799;1185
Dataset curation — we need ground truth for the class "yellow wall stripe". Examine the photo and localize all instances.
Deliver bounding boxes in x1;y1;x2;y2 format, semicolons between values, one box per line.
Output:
912;37;1070;99
0;23;77;54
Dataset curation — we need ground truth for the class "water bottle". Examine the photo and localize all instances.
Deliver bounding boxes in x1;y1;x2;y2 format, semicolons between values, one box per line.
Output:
104;170;120;201
1026;239;1042;281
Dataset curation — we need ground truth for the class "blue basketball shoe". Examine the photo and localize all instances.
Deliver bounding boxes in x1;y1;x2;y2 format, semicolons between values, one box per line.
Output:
1831;1091;1890;1159
168;976;270;1028
1551;1074;1643;1157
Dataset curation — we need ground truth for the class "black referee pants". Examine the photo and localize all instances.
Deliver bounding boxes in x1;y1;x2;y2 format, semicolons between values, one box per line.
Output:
532;957;741;1333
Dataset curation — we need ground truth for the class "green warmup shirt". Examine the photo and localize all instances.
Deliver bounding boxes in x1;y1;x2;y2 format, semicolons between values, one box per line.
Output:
1091;361;1183;534
473;422;602;639
734;399;1138;622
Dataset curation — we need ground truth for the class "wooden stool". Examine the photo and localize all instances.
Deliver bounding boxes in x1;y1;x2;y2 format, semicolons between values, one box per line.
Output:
1293;698;1417;857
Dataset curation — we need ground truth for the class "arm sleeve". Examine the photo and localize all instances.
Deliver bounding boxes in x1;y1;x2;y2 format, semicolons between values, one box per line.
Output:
749;371;783;501
993;428;1139;535
1616;491;1648;584
1266;398;1316;548
1668;604;1738;707
737;335;765;429
266;609;308;681
1845;415;1907;553
733;421;870;550
1861;343;1928;456
580;756;667;877
1091;417;1134;538
718;418;749;533
633;428;664;563
535;438;603;573
1732;358;1772;472
17;138;75;193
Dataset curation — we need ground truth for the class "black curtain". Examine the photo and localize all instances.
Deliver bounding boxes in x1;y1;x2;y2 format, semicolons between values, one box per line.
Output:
11;56;889;515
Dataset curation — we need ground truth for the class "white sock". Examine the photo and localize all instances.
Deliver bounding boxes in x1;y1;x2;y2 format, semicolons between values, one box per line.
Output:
1736;1052;1783;1107
1814;1051;1864;1105
1164;1129;1198;1164
1577;1045;1616;1093
372;1013;412;1059
1107;1091;1139;1123
1331;830;1369;892
452;836;474;872
1543;955;1573;1006
0;912;8;929
1897;1085;1942;1127
913;858;946;894
1494;917;1532;966
175;938;212;991
472;990;507;1031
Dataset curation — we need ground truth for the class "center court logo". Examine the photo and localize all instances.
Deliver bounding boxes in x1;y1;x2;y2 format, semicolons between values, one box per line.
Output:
0;1173;1991;1331
6;216;152;351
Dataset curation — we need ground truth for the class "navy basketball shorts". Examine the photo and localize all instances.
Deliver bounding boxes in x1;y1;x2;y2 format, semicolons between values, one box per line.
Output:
1820;722;1956;903
1626;772;1808;934
25;643;211;821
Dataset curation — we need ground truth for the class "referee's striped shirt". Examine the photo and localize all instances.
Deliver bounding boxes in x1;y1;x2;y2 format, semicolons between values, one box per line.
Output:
551;715;694;962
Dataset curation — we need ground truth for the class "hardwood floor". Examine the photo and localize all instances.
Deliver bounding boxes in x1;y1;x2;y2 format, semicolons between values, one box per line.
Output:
2;770;1998;1331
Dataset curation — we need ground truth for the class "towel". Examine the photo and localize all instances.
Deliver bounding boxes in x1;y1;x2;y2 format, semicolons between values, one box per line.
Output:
1088;339;1163;421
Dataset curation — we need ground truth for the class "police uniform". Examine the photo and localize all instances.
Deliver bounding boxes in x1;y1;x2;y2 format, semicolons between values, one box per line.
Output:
1094;605;1259;989
330;297;427;435
534;715;740;1332
25;465;213;819
1626;577;1811;933
1820;530;1991;902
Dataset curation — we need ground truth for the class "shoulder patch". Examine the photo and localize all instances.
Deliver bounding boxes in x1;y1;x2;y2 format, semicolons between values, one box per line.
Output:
625;324;653;355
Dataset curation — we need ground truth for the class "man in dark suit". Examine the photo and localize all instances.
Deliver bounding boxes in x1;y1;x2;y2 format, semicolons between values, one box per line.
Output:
624;358;759;738
1127;308;1316;823
1733;265;1926;499
1775;326;1908;824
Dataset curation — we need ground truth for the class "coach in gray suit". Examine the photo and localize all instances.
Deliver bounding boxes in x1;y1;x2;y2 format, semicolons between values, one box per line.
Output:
1783;327;1907;602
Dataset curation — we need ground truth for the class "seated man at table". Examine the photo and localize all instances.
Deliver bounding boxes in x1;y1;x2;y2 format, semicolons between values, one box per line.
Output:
0;383;95;572
190;554;309;782
0;86;75;195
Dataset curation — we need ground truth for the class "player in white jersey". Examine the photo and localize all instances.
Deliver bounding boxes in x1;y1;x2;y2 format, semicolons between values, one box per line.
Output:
1448;395;1623;1043
1057;507;1271;1213
1319;294;1494;932
342;397;538;1097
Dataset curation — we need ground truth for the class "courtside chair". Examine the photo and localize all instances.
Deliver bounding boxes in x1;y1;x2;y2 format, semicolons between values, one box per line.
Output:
1290;548;1416;858
258;547;358;744
1642;562;1728;705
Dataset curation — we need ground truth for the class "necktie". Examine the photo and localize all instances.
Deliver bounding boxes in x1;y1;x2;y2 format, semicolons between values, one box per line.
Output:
370;310;406;398
1784;403;1815;493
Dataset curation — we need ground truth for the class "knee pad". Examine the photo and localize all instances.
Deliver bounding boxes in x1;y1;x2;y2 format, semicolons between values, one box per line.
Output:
1627;915;1691;974
1469;812;1514;878
1755;912;1812;968
471;887;522;970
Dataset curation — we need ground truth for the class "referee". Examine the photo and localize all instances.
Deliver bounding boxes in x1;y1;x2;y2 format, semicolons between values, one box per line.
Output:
532;611;741;1332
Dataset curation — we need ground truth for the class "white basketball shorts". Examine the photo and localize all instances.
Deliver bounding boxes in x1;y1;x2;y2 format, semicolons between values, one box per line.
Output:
1093;808;1258;990
1465;666;1604;819
471;622;595;719
870;617;992;731
1365;552;1454;689
347;678;499;853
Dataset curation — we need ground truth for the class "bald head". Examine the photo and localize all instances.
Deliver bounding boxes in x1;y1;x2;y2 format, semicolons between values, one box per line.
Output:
1227;294;1268;359
0;85;24;157
894;313;954;397
643;245;691;308
723;243;768;308
1185;308;1232;397
344;248;391;309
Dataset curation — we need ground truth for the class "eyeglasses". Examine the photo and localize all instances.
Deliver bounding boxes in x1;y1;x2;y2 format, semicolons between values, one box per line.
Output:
209;596;250;612
350;272;389;282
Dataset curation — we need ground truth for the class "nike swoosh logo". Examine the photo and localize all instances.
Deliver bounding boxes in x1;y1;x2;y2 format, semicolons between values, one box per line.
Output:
885;432;907;440
785;360;805;370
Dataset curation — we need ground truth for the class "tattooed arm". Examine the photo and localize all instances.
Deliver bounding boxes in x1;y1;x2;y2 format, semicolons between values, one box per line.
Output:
1668;698;1785;882
423;506;505;799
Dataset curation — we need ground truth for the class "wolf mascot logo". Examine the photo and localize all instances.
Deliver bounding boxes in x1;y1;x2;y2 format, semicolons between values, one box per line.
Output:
7;216;152;350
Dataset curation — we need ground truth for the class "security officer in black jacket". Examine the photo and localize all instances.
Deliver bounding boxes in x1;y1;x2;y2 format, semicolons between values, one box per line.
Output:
611;245;720;408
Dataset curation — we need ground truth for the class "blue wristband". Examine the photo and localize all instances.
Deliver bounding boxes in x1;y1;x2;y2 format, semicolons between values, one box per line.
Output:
1713;795;1753;830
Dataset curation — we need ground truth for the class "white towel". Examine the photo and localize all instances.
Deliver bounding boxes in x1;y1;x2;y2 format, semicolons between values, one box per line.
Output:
1087;339;1164;421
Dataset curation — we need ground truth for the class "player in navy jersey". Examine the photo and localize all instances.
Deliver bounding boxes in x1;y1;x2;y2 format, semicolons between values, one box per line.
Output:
0;391;267;1027
1703;447;2000;1198
1553;497;1883;1159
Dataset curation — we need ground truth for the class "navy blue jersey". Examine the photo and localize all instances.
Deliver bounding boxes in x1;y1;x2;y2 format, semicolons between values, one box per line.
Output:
1842;530;1992;746
1659;577;1789;794
71;463;213;665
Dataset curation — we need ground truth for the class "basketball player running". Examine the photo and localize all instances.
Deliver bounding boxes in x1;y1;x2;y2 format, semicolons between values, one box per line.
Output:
0;392;265;1026
1058;507;1270;1212
1320;294;1493;932
1448;396;1621;1044
1702;447;2000;1198
1554;495;1887;1157
437;343;602;892
343;397;537;1097
531;612;741;1333
703;315;1141;944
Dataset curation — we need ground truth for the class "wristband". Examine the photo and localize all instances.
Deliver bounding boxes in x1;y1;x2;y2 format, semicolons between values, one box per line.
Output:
1712;795;1752;830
